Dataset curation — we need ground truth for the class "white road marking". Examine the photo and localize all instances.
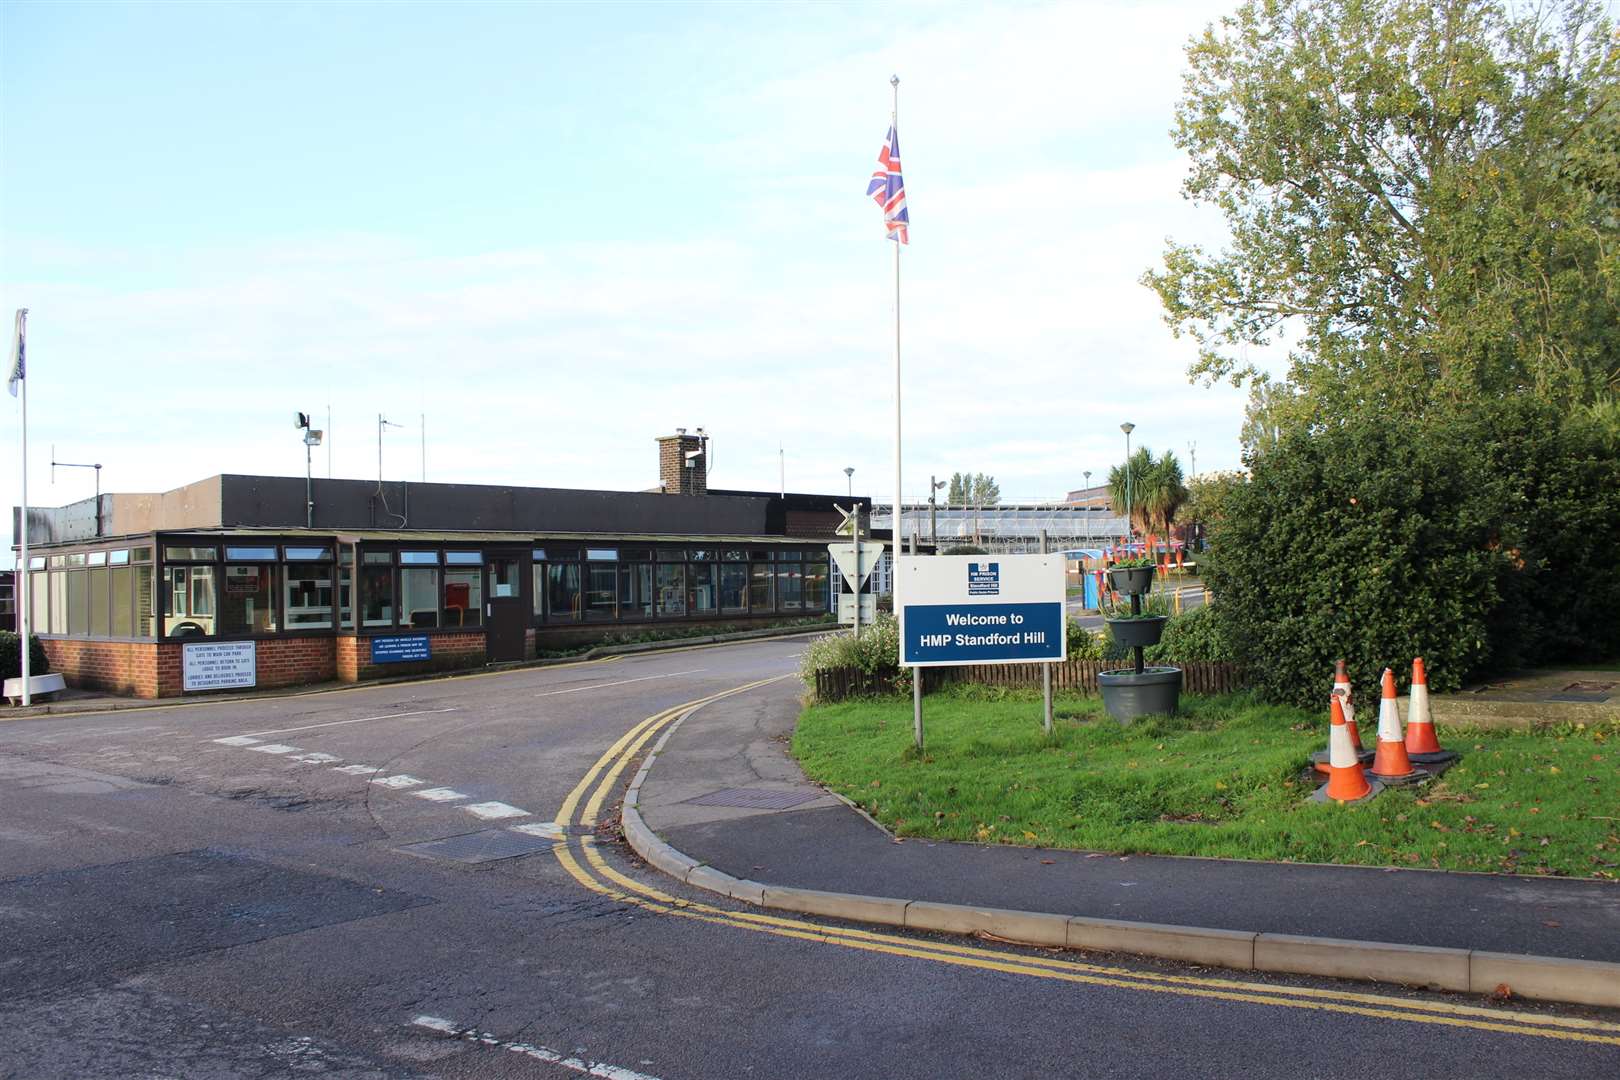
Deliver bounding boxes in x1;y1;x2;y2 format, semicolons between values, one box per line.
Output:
249;744;300;755
220;707;458;739
212;736;262;747
289;752;342;764
370;774;424;789
510;822;565;840
412;1016;664;1080
414;787;469;802
463;801;528;821
535;670;706;697
333;764;383;776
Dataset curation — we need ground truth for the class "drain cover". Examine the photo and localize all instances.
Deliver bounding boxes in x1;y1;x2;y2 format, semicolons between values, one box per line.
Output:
681;787;825;810
397;828;557;864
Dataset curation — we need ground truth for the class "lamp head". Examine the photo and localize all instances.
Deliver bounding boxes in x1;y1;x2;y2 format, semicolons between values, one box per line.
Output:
1120;422;1135;435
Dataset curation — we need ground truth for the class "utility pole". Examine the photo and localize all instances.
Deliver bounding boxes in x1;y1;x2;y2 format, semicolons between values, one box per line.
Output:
421;413;426;482
326;404;332;477
929;475;944;552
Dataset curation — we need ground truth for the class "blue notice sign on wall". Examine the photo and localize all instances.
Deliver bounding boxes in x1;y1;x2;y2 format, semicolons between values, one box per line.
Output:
371;634;432;664
902;602;1064;665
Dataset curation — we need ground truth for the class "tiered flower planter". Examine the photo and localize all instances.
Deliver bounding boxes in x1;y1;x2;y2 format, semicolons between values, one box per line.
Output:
1098;564;1182;723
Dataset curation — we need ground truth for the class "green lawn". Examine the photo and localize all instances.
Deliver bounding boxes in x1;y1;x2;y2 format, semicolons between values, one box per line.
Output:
791;687;1620;878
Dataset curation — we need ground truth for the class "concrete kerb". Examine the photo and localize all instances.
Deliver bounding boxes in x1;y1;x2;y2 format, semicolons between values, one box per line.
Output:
615;698;1620;1010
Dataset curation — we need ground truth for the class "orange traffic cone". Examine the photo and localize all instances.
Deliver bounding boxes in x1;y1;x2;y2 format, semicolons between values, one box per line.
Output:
1312;660;1373;773
1367;668;1428;785
1311;696;1382;804
1404;657;1457;764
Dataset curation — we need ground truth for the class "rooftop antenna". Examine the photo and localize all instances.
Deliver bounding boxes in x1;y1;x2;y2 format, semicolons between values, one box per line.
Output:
326;404;332;478
378;413;402;485
50;445;104;537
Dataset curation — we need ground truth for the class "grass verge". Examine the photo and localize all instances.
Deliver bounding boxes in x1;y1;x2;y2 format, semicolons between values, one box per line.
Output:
791;685;1620;878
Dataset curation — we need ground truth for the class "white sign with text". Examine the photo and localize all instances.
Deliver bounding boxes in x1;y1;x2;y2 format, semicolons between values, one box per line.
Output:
183;640;257;692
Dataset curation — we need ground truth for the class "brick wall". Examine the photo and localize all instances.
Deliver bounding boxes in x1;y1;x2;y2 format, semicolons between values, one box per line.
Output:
40;639;161;698
656;433;706;495
254;636;337;690
343;631;488;682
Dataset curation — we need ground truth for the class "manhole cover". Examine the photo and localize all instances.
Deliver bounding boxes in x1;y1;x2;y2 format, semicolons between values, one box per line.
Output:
681;787;825;810
1547;692;1613;703
397;828;557;864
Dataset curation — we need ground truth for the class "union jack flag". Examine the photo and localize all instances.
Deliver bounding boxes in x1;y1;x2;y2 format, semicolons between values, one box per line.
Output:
865;125;909;244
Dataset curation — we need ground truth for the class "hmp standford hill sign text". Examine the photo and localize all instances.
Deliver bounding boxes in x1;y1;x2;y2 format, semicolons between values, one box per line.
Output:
897;555;1067;667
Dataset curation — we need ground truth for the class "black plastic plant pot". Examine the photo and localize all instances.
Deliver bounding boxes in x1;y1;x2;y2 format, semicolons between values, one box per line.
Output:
1098;666;1183;724
1106;565;1155;595
1105;615;1168;649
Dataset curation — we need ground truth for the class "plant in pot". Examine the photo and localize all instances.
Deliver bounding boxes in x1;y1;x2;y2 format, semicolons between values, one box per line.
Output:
1105;554;1155;596
1098;575;1182;723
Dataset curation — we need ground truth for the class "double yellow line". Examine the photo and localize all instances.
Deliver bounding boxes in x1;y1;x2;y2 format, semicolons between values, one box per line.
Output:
552;681;1620;1047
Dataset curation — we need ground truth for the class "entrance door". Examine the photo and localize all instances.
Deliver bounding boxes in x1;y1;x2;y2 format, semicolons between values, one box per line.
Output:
485;552;528;662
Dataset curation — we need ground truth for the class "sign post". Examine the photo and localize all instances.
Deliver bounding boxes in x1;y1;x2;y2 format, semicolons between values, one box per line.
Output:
830;504;883;630
896;552;1067;750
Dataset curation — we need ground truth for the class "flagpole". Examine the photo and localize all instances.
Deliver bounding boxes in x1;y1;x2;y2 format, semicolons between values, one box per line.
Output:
890;74;903;593
14;309;29;707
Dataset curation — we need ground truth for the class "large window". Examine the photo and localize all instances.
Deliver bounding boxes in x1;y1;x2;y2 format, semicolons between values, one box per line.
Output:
749;563;774;612
284;559;334;630
135;565;154;636
777;560;803;611
112;567;134;637
89;568;111;636
656;564;685;616
586;564;616;620
49;572;66;634
804;556;829;612
546;563;581;622
163;565;216;638
720;564;748;613
338;548;354;629
220;563;277;635
687;563;715;615
618;562;652;619
67;571;89;635
443;568;482;627
361;560;395;627
400;567;440;628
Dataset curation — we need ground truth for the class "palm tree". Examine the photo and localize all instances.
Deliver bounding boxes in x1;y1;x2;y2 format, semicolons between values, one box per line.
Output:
1108;448;1188;540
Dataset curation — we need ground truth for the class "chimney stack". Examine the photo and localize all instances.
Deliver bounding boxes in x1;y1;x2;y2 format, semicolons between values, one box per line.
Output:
657;430;707;495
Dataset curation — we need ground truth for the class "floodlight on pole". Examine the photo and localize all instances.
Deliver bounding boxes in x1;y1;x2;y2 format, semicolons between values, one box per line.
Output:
844;466;854;496
1120;423;1136;547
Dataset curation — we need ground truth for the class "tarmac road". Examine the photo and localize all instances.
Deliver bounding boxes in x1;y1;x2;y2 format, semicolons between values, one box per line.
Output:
1;636;1616;1079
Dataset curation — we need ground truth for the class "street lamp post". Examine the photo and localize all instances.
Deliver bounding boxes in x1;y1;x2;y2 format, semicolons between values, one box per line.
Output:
1120;422;1135;550
929;475;945;552
1083;469;1092;543
844;466;854;497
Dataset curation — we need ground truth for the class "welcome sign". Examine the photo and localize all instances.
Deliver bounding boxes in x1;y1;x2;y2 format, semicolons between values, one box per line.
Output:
896;554;1066;667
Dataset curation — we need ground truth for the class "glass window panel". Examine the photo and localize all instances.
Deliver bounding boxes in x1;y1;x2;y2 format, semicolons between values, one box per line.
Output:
618;563;652;619
804;560;829;612
163;546;216;562
656;548;685;562
66;553;87;567
29;556;45;569
689;549;714;562
586;548;618;561
720;564;748;613
361;565;395;627
585;564;616;620
532;565;546;621
339;566;354;629
400;567;440;628
87;551;107;567
532;548;547;561
488;557;521;599
687;563;715;615
655;564;685;616
135;565;154;636
284;562;334;630
722;549;747;562
444;551;482;566
399;551;439;565
363;551;393;565
339;547;354;566
109;549;130;566
90;568;111;636
49;571;66;633
443;568;481;626
67;571;89;634
220;564;277;635
131;546;153;562
112;567;134;636
620;548;653;561
748;549;774;561
547;563;581;622
225;546;277;561
548;547;581;560
283;546;331;561
30;573;48;634
776;561;803;610
749;563;774;611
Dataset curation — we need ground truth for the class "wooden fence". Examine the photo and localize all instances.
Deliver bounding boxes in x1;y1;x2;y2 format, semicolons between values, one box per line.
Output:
812;660;1247;703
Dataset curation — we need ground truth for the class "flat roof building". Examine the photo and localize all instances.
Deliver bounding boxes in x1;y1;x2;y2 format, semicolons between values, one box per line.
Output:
10;432;870;698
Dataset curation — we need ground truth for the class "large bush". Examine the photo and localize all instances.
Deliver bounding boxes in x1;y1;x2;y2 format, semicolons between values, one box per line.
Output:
1;632;51;682
1145;605;1233;664
800;616;911;695
1206;399;1620;707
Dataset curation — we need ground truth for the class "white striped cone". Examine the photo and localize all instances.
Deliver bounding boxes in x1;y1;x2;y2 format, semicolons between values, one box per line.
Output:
1334;677;1356;730
1404;657;1455;762
1377;685;1403;745
1330;713;1361;769
1369;667;1423;782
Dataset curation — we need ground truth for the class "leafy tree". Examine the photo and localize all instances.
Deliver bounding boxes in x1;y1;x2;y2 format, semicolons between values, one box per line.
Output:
946;472;968;504
970;473;1001;506
1143;0;1620;412
1240;377;1305;458
1182;470;1248;542
1108;449;1188;537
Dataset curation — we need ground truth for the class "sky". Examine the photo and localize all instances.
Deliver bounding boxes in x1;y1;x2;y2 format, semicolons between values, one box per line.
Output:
2;0;1275;560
